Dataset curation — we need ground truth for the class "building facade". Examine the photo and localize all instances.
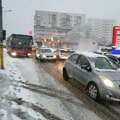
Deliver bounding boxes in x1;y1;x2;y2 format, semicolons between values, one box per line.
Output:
87;18;117;45
34;10;86;40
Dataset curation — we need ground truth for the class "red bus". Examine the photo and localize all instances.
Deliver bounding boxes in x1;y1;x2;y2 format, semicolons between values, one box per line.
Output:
6;34;33;57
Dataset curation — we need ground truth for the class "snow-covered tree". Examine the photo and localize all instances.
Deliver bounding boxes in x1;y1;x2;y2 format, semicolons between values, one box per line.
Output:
63;24;98;51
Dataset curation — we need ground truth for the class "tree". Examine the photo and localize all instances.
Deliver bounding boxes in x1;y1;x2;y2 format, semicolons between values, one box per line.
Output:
63;24;98;51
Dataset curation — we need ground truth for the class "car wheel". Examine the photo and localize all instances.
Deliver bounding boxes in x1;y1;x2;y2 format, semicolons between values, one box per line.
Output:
63;68;69;81
39;57;43;62
36;56;38;59
26;55;29;58
88;82;100;101
53;60;56;63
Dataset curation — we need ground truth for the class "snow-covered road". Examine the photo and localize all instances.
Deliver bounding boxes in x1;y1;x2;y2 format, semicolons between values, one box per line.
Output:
0;50;102;120
0;49;120;120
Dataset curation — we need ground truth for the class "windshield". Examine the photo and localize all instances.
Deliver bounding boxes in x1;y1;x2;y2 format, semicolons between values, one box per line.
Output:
89;57;117;70
41;49;52;53
12;38;32;49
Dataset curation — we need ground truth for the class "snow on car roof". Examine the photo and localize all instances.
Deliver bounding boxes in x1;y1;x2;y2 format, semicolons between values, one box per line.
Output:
39;47;52;51
38;46;48;50
41;46;48;48
75;51;106;58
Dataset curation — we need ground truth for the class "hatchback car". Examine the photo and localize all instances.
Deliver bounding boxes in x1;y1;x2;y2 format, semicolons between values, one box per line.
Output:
36;47;57;62
63;52;120;101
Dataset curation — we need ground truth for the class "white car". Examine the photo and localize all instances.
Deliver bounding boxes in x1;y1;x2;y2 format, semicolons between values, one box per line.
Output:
57;48;75;60
36;47;57;62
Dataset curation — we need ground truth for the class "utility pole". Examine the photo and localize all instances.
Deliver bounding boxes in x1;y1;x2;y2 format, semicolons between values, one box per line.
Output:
0;0;4;69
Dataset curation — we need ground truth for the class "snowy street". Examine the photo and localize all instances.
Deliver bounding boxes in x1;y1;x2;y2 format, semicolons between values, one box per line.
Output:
0;49;120;120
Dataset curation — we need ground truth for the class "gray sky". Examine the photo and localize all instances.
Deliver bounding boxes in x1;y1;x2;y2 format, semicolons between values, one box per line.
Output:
2;0;120;36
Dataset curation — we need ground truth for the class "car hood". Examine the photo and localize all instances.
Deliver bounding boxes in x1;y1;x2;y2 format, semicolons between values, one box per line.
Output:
96;70;120;81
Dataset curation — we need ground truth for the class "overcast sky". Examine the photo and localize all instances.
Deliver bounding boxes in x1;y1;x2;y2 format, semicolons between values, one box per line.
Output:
2;0;120;36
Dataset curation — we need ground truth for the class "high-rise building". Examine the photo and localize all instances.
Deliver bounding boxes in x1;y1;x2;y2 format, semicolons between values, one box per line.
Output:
87;18;117;45
34;10;86;40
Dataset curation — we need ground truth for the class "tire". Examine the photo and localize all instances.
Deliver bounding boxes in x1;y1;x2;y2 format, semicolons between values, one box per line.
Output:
88;82;100;101
63;68;69;81
35;56;38;59
40;59;43;62
26;55;29;58
53;60;56;63
39;57;43;62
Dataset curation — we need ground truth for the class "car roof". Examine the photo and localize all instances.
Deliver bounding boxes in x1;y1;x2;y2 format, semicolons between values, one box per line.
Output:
41;46;48;48
74;51;106;58
40;47;51;50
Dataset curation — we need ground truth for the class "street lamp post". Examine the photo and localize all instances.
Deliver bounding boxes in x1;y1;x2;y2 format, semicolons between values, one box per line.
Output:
0;0;4;69
0;0;3;42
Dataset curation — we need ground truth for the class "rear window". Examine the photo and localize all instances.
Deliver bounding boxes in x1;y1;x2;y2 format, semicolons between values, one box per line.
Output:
60;50;69;53
60;49;74;54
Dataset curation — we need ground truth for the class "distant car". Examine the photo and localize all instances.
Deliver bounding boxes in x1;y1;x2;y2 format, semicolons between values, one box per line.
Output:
57;48;75;60
40;46;48;48
63;52;120;101
93;51;108;55
36;47;57;62
105;54;120;67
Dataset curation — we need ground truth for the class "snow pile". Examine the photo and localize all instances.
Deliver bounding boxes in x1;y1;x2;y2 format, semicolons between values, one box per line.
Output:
0;49;26;82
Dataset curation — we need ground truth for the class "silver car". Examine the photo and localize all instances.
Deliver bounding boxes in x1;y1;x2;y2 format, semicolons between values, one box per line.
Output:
36;47;57;62
63;52;120;101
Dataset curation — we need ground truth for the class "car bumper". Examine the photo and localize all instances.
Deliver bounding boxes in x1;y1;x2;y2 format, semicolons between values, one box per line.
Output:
100;88;120;101
59;56;68;60
41;57;56;60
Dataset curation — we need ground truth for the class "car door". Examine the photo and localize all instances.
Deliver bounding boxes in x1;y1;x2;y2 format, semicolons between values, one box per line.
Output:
66;54;79;78
73;55;92;85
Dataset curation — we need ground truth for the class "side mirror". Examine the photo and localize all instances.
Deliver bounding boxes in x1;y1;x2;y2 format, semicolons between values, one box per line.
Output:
81;65;92;72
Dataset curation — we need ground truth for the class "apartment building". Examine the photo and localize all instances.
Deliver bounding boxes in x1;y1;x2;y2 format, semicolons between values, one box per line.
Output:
87;18;117;45
34;10;86;40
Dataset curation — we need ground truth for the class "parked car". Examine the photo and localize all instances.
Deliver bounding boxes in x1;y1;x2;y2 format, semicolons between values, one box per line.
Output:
36;47;57;62
63;52;120;101
93;51;108;55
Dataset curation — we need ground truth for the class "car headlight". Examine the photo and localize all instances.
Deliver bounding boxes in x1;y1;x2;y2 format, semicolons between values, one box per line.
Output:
42;55;46;58
53;55;56;58
36;53;40;57
100;76;115;88
28;53;31;56
11;52;17;56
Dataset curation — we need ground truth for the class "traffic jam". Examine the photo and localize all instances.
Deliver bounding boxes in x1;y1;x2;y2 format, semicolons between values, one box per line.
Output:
6;27;120;102
15;28;115;104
